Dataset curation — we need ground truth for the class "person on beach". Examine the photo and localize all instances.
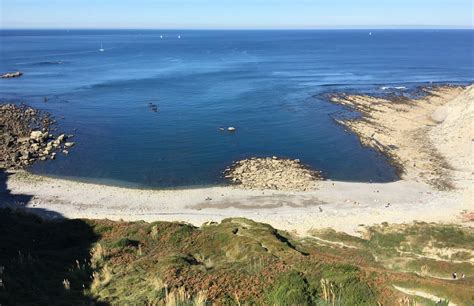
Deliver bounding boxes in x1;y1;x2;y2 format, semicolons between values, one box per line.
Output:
452;272;457;279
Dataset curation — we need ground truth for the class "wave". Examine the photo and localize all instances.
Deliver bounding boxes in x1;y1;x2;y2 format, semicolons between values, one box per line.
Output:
272;71;355;78
76;65;238;91
32;60;65;66
380;86;407;90
17;60;66;66
5;49;99;61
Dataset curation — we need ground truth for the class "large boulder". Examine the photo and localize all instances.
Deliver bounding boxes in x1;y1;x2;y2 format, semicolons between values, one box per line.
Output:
30;131;43;142
56;134;66;143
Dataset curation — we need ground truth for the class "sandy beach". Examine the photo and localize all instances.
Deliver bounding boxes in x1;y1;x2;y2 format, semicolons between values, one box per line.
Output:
2;85;473;236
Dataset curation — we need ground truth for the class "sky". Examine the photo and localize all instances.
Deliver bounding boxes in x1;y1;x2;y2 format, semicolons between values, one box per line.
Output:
1;0;473;29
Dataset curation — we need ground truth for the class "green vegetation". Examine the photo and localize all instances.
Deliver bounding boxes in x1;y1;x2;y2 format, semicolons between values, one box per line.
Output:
309;222;474;305
265;271;313;304
0;209;473;305
0;209;99;305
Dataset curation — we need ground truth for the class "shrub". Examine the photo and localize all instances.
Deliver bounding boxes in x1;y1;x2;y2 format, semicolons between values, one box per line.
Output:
266;271;312;305
109;238;139;249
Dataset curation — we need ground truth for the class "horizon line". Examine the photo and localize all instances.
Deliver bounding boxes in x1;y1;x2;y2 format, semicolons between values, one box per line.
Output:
1;26;473;31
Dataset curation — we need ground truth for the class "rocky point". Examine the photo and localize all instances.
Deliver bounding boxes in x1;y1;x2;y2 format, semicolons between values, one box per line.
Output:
0;104;72;169
224;157;322;191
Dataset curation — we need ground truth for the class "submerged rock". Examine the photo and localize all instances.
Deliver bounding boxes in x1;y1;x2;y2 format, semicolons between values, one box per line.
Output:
148;102;159;113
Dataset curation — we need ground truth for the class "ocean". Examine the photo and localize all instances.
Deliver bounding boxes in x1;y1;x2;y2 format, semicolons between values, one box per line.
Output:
1;30;473;188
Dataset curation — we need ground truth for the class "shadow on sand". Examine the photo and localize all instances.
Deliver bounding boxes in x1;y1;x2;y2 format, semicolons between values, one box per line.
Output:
0;169;106;304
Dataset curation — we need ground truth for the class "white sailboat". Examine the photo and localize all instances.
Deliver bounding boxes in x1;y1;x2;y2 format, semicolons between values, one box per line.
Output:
99;44;105;52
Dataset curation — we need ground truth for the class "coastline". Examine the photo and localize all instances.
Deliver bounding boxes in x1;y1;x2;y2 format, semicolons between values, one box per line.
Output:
2;84;473;235
4;170;469;235
329;85;466;189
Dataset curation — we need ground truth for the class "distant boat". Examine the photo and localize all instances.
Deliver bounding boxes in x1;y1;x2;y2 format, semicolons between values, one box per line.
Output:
369;32;372;36
178;35;181;39
160;35;163;39
99;44;105;52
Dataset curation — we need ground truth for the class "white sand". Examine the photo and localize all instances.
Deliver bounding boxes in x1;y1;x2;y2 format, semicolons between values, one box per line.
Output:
2;85;473;236
4;172;468;235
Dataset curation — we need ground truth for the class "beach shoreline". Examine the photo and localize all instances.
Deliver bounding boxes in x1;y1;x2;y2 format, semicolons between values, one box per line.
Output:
2;84;473;236
4;169;470;236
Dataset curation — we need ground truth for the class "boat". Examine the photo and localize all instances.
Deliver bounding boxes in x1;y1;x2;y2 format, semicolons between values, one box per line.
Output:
99;44;105;52
178;35;181;39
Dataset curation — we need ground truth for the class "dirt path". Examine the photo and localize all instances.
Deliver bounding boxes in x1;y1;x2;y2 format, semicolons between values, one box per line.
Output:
393;285;457;305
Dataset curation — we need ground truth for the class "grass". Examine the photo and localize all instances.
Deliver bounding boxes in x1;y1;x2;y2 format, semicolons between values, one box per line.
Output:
309;222;474;305
0;209;100;305
1;208;473;305
265;271;312;304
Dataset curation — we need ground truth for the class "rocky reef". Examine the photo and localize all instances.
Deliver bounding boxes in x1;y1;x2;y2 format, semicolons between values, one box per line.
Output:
224;157;322;191
0;104;73;169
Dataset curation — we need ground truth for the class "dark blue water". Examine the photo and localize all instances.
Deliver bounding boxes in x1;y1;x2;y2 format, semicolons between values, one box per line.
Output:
1;30;473;188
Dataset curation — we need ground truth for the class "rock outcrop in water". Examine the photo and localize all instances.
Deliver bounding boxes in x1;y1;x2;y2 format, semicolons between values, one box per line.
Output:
0;104;71;169
224;157;322;191
1;71;23;79
148;102;158;112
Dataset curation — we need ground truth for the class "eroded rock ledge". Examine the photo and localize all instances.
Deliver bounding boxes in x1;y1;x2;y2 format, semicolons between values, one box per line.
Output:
329;85;467;190
0;104;73;169
224;157;322;191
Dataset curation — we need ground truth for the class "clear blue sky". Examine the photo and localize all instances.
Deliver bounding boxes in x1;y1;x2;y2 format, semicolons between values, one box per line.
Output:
1;0;473;29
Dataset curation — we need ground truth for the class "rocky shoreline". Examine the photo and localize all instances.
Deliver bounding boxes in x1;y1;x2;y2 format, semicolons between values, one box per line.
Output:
329;85;468;190
224;157;322;191
0;104;73;169
1;85;471;240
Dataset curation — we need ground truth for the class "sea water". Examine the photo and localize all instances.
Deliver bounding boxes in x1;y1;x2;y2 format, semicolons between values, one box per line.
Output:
1;30;473;187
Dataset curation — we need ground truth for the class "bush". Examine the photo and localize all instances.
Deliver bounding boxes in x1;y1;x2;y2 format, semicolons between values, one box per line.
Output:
109;238;139;249
266;271;313;305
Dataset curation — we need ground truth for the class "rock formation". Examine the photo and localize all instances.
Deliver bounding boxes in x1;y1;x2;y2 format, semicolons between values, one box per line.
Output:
224;157;322;191
0;104;72;169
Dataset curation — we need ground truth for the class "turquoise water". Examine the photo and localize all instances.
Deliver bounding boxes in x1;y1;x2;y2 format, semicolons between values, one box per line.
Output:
1;30;473;187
